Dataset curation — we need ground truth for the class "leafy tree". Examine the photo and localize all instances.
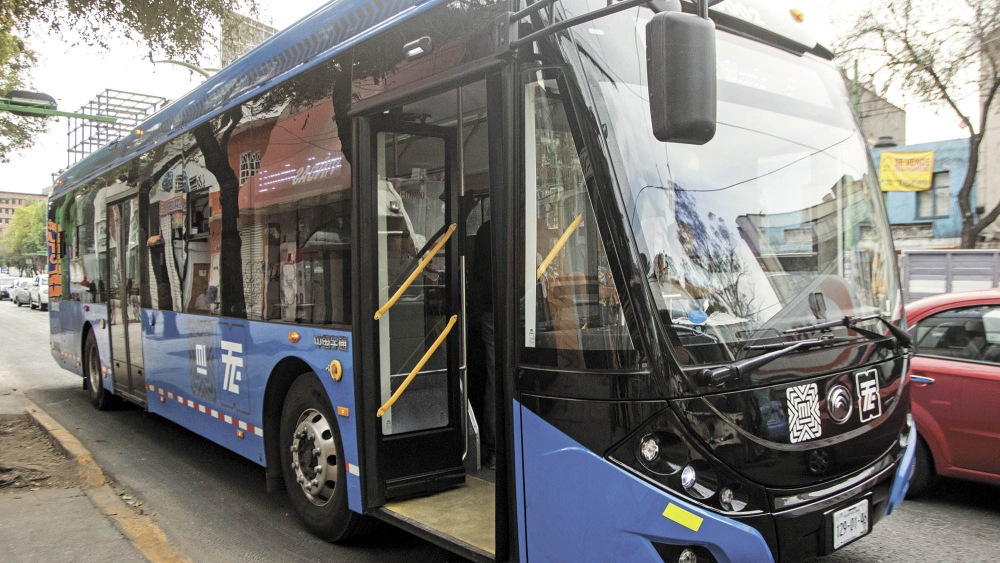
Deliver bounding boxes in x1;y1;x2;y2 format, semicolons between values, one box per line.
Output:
0;0;257;160
839;0;1000;248
0;24;45;162
1;199;46;273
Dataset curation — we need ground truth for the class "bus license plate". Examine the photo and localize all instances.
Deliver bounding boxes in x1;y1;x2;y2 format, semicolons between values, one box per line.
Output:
832;499;869;550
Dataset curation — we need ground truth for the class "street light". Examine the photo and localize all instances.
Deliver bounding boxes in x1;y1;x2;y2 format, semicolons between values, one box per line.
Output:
150;59;219;79
0;90;116;123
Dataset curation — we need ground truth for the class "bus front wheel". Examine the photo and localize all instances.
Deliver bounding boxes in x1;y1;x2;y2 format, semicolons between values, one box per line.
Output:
279;374;370;542
84;331;113;410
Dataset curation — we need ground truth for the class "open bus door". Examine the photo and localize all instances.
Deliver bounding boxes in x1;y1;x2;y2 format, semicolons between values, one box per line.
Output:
359;114;467;500
354;79;510;562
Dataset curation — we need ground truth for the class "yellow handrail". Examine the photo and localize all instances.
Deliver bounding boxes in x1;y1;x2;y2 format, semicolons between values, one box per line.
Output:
377;315;458;417
536;213;584;280
374;223;457;320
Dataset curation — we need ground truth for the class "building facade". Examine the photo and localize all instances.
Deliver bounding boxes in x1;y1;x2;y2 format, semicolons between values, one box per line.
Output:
871;138;971;250
856;84;907;148
0;191;47;239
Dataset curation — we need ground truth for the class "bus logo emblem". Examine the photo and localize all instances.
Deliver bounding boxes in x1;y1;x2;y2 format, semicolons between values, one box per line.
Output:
855;369;882;423
787;383;822;444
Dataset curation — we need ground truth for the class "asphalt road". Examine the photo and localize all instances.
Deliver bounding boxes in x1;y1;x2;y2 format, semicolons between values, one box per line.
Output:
1;302;998;562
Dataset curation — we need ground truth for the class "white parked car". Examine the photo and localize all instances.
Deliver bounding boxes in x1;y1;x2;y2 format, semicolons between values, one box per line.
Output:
11;279;33;307
29;274;49;310
0;276;20;300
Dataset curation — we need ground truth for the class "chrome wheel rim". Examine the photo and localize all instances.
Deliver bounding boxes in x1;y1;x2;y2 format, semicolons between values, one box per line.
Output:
290;408;337;506
88;345;101;395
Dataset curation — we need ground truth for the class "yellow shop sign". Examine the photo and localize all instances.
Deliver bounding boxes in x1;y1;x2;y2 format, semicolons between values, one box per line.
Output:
879;151;935;192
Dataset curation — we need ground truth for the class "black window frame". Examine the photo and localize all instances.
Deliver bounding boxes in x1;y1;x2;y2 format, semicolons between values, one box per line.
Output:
915;170;951;220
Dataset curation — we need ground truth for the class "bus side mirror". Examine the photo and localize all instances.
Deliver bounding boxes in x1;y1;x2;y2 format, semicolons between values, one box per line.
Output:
646;11;717;145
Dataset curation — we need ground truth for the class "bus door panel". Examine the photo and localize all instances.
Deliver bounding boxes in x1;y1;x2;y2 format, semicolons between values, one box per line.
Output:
106;197;146;403
368;116;466;499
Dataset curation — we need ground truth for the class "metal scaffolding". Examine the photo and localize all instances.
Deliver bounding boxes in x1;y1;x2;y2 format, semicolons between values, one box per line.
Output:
66;89;168;166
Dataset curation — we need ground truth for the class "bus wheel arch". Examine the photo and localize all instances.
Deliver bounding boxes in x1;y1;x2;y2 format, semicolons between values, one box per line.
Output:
262;357;313;492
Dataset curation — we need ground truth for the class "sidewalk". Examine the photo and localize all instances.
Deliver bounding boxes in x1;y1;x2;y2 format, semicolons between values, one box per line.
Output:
0;380;169;562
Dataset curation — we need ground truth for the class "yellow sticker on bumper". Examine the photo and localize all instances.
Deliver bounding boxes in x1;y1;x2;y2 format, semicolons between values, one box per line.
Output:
663;503;703;532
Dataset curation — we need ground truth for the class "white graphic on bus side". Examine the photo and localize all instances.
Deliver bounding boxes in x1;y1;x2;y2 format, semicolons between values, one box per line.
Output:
221;341;244;395
855;369;882;423
787;383;822;444
195;344;208;377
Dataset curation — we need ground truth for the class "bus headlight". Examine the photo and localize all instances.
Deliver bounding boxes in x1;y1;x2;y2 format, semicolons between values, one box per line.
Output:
610;408;765;515
680;460;717;500
641;437;659;462
637;432;689;475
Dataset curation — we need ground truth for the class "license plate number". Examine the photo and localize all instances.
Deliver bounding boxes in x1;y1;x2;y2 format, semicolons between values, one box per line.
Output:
832;499;869;550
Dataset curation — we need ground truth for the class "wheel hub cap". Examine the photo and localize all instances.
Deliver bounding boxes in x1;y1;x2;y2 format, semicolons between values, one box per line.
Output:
290;408;337;506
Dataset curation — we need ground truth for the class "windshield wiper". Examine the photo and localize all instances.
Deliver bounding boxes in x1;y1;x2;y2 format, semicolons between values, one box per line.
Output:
697;336;836;387
783;314;912;348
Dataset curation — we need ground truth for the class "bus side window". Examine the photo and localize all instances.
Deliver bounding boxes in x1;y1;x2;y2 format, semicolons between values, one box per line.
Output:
235;56;353;326
70;185;105;304
520;72;644;370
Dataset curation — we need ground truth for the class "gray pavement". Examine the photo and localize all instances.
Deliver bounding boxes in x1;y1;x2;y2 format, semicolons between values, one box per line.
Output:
1;300;999;562
0;489;145;563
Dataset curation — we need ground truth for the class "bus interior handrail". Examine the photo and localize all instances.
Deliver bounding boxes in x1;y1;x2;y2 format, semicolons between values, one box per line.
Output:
536;213;583;280
374;223;457;320
377;314;458;417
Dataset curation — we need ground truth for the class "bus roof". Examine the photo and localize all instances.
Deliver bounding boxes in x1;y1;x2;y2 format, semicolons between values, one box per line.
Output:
53;0;829;199
53;0;446;198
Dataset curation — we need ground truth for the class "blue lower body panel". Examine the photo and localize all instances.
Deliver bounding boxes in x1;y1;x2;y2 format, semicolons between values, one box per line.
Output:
883;426;917;517
518;403;773;563
141;309;362;512
52;303;363;514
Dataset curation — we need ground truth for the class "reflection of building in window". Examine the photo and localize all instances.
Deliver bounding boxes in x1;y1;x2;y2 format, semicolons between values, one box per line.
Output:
189;191;211;237
239;151;261;185
783;226;814;245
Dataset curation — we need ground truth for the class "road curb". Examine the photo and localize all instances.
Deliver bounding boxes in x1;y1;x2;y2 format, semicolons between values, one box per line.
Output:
25;400;191;563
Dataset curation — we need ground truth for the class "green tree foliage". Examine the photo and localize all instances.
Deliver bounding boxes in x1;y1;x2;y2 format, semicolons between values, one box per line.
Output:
2;199;45;255
0;25;45;162
0;0;257;160
1;200;46;272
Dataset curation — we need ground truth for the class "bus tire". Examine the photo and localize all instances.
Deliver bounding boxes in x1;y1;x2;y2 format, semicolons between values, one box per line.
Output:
905;435;934;499
279;374;371;542
84;331;112;410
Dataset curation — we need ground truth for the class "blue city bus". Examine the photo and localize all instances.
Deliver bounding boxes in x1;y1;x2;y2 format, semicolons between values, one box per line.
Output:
47;0;917;561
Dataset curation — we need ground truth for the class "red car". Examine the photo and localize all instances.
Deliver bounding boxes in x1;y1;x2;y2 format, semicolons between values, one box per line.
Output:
905;289;1000;496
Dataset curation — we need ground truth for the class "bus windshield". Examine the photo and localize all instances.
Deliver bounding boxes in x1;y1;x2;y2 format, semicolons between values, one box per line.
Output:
565;4;901;367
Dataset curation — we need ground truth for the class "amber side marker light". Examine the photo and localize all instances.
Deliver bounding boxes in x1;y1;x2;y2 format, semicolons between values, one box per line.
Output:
790;9;805;23
288;331;300;343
